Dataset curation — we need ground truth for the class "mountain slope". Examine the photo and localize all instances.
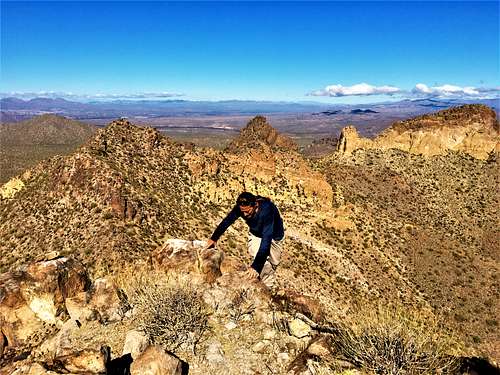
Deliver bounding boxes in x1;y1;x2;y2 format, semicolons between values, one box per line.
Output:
313;148;499;358
0;115;498;361
0;114;96;145
0;114;98;184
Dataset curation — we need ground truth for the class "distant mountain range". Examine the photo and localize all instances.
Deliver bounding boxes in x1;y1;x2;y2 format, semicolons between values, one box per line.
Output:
1;97;498;122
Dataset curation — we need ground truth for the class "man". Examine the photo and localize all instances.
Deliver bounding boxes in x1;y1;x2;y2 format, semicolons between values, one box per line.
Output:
206;192;285;288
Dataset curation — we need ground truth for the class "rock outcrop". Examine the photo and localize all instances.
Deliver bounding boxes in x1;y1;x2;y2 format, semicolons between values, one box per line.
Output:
225;115;298;153
336;104;500;159
0;257;130;363
0;116;333;274
337;126;374;154
0;257;90;352
186;116;333;210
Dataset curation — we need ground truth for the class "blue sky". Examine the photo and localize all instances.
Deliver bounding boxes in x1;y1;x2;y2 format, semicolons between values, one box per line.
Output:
1;1;499;103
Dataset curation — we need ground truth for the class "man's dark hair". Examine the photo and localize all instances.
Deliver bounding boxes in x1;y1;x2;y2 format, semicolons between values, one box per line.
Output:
236;192;257;207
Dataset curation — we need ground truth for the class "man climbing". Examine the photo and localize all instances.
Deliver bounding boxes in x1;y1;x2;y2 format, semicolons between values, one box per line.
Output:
205;192;285;288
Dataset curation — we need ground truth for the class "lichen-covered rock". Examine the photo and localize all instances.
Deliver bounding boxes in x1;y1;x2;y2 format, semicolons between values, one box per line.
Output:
49;348;107;374
288;318;311;338
11;363;60;375
64;277;127;325
89;278;125;323
288;335;336;374
205;340;225;365
35;319;79;358
64;292;95;323
0;177;25;199
251;340;271;354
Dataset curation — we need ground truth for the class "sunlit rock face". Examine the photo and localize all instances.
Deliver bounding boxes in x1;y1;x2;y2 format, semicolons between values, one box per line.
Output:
337;105;499;159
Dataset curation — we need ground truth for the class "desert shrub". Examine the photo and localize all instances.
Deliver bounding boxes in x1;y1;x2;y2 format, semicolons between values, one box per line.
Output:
122;271;211;352
228;288;255;322
330;303;460;374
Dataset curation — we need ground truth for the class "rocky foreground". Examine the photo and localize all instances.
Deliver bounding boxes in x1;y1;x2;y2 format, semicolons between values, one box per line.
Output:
1;241;497;375
0;240;355;374
0;105;499;374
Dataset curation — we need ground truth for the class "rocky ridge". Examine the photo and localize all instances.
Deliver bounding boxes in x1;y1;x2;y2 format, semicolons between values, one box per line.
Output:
0;117;332;273
337;104;499;159
186;116;333;211
4;240;493;375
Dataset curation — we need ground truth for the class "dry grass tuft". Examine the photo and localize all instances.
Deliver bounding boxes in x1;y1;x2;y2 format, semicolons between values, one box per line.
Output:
119;270;211;353
331;303;461;374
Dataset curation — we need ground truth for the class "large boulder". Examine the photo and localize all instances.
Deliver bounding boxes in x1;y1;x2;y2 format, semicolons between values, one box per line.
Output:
130;345;184;375
0;257;90;352
151;239;224;283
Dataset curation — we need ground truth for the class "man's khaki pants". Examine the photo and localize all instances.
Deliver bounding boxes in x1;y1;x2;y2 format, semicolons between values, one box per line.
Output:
248;233;283;288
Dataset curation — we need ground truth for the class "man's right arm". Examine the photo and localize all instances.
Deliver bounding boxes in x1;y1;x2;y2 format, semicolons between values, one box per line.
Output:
210;205;240;242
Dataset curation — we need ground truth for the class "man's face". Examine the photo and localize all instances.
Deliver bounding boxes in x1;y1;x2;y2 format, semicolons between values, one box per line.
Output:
239;204;256;218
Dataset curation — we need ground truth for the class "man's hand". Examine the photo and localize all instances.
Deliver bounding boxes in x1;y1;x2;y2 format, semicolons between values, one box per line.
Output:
243;267;259;281
205;239;217;250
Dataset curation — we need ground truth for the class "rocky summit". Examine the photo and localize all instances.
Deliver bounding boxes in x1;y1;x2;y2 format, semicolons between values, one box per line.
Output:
0;110;499;374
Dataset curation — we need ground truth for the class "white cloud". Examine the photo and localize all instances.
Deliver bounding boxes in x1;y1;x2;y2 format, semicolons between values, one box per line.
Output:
309;82;401;97
411;83;500;98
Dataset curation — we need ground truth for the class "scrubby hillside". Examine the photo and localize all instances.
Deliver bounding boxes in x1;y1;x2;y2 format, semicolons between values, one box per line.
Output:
313;148;499;359
0;114;96;146
0;119;210;274
0;117;331;275
0;114;97;183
